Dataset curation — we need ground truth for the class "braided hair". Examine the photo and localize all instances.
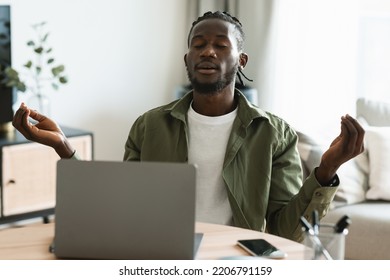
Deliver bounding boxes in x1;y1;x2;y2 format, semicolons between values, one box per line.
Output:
187;11;253;86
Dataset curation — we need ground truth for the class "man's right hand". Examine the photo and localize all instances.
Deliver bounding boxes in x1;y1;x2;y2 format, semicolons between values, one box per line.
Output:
12;103;75;158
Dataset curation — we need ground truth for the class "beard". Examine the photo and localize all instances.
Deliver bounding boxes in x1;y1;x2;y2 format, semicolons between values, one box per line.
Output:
186;63;238;95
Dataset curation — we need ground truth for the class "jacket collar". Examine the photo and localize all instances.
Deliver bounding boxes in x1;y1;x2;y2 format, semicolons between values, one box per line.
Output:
166;89;270;126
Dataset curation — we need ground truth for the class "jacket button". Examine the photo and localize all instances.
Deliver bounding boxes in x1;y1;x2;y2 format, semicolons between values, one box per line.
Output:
315;192;322;197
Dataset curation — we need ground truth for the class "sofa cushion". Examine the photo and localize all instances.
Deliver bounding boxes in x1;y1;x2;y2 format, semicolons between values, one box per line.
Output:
356;98;390;126
356;98;390;201
365;126;390;200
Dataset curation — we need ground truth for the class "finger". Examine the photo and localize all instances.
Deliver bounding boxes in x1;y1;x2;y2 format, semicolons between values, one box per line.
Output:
28;109;47;123
12;104;33;139
20;107;37;139
346;115;365;153
341;116;357;148
12;103;26;127
341;115;361;156
12;103;28;127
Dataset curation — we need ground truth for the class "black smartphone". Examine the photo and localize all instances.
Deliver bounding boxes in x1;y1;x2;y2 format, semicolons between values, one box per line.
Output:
237;239;287;259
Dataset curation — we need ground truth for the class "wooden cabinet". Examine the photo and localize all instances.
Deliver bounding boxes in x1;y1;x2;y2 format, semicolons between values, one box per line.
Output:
0;126;93;224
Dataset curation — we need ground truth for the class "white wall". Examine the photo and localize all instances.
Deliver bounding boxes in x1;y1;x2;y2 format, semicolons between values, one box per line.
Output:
2;0;189;160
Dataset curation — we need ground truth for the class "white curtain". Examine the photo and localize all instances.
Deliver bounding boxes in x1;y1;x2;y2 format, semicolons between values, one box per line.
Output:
238;0;359;131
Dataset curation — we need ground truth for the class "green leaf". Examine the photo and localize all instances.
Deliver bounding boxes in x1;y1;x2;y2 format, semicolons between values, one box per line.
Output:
24;61;33;68
6;80;16;87
59;76;68;84
36;66;42;74
47;58;54;64
51;65;65;76
51;83;59;90
46;48;53;53
27;40;35;46
4;79;26;92
34;47;43;54
4;67;19;78
16;82;27;92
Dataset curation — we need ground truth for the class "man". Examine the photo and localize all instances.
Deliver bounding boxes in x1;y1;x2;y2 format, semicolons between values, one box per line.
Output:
12;11;364;242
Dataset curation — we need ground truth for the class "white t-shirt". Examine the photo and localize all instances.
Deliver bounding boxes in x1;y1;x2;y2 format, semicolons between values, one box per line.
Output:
187;104;237;225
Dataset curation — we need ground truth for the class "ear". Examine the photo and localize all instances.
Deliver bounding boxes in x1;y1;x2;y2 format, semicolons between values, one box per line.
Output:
184;54;188;67
239;53;248;69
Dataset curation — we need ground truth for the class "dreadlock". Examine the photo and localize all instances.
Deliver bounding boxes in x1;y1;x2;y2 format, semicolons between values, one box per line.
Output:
187;11;253;86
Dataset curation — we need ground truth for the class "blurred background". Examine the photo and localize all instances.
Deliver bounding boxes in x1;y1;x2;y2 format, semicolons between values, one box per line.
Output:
1;0;389;160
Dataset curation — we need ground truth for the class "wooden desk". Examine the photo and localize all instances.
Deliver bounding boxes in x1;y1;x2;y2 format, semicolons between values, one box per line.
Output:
0;222;305;260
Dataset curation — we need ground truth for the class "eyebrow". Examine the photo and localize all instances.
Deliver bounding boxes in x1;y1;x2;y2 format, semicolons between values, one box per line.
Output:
192;33;230;38
190;34;230;42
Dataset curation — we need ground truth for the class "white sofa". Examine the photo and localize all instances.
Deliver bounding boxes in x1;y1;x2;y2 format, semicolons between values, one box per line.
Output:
297;98;390;260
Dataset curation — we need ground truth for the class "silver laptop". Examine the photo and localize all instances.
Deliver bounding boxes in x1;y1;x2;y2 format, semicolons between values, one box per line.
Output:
52;159;200;260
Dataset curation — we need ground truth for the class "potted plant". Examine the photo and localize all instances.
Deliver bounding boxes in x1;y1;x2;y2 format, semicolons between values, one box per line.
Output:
2;21;68;116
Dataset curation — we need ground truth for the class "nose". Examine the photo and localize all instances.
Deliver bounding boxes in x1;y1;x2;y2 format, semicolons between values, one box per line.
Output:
200;45;217;58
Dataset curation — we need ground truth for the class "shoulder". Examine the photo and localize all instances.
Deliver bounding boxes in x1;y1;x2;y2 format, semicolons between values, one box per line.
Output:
244;104;297;141
236;90;295;136
262;111;296;137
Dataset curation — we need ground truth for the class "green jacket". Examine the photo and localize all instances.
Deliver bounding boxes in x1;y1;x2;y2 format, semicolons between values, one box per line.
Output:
123;90;338;242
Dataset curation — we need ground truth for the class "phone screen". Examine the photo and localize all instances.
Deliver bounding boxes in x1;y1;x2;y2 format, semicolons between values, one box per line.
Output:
237;239;287;259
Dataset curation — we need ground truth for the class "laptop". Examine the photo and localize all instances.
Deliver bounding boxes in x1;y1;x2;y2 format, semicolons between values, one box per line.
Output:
51;159;201;260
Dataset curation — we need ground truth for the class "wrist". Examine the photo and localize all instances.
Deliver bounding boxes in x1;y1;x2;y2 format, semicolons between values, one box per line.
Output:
55;138;75;159
315;163;338;186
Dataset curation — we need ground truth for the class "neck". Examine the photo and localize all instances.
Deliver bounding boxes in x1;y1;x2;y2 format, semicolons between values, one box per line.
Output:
192;84;237;116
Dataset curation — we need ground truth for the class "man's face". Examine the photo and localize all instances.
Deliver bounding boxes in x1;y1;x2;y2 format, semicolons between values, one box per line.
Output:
185;19;242;94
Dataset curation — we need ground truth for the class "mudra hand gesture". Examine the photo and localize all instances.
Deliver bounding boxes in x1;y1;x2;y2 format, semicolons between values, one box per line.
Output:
12;103;75;158
316;114;365;185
